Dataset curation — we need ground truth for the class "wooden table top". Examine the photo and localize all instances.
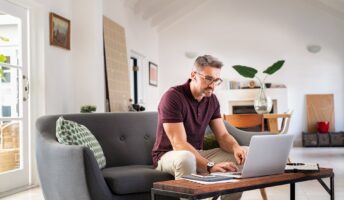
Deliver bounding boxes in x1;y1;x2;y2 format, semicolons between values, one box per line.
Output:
153;168;333;196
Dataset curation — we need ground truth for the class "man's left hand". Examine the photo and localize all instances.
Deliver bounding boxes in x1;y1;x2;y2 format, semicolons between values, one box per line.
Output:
233;145;247;165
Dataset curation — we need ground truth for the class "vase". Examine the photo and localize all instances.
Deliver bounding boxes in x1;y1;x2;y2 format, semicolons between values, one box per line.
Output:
254;83;273;114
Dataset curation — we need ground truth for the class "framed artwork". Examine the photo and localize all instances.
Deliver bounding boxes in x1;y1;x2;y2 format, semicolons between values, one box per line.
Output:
149;62;158;87
49;12;71;50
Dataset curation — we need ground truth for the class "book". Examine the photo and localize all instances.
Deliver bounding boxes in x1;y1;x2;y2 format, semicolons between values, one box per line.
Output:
285;163;319;172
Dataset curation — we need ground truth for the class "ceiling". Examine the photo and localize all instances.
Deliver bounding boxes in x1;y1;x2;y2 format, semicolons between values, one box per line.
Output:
124;0;208;31
124;0;344;32
312;0;344;18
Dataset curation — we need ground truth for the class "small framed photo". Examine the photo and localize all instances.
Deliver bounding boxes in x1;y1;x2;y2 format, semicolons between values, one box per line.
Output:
149;62;158;87
49;12;71;50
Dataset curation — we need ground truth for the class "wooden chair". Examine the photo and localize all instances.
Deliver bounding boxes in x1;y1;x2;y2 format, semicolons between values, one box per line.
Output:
223;114;264;132
222;114;268;200
264;111;293;164
263;110;293;134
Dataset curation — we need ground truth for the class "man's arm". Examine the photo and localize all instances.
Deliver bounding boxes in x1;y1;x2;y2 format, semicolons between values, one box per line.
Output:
163;122;237;173
209;118;247;165
163;122;210;173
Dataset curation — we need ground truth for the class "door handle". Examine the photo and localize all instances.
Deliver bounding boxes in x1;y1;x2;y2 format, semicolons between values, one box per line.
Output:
23;75;29;101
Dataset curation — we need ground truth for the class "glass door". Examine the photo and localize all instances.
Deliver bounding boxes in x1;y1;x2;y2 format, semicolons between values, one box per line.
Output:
0;0;29;193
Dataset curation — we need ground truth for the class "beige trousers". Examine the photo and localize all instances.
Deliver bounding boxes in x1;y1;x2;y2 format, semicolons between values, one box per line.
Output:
155;148;244;200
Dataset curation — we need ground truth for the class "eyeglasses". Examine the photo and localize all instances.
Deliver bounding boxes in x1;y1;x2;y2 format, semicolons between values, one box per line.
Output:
196;72;223;86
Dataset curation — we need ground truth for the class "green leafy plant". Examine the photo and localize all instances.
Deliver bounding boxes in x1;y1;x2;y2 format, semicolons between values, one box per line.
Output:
0;36;9;42
0;36;10;81
232;60;285;86
0;54;6;62
80;105;97;113
0;54;7;81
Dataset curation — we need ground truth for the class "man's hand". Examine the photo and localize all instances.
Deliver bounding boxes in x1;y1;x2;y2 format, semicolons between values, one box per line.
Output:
209;118;247;166
233;145;247;165
210;162;238;173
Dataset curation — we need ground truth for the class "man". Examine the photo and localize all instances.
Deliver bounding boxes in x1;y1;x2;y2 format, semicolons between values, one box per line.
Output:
152;55;247;200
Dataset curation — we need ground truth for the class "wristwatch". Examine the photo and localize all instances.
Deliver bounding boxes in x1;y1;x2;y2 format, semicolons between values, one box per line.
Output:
206;161;215;173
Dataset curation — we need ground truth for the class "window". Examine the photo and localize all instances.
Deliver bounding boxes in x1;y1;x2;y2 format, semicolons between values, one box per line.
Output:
2;105;11;117
1;66;11;83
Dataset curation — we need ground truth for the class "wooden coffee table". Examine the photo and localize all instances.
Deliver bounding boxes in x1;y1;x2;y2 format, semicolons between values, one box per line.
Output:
152;168;334;200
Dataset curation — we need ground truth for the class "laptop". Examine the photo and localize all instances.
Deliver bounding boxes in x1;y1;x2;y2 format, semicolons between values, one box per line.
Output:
212;134;294;178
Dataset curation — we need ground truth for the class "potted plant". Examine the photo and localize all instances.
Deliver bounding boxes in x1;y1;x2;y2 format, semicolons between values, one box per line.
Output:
232;60;285;114
80;105;97;113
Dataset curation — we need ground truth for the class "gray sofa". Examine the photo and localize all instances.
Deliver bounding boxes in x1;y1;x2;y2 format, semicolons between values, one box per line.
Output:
36;112;269;200
36;112;174;200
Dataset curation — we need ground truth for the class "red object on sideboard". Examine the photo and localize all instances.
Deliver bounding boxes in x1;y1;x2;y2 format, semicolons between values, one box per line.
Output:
317;121;330;133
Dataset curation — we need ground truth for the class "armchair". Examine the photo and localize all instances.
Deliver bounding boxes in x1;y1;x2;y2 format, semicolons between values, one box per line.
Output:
36;112;174;200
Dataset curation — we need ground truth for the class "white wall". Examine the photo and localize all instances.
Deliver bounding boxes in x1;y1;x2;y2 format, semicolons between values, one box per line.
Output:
40;0;74;114
9;0;105;187
103;0;160;111
38;0;105;114
13;0;159;187
159;0;344;145
25;0;160;122
71;0;104;113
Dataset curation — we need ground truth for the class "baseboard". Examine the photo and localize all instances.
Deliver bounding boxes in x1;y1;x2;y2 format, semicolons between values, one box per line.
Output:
0;184;39;198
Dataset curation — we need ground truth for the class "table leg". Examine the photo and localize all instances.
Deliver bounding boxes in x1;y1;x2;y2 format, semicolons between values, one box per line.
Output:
260;188;268;200
290;183;295;200
331;175;334;200
317;176;335;200
211;194;220;200
151;190;156;200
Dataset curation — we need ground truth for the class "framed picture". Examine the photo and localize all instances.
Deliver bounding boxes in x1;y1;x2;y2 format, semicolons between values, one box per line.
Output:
49;12;71;50
149;62;158;87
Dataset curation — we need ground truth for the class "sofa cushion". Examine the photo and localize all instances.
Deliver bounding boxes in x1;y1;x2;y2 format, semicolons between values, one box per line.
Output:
56;116;106;168
102;165;173;195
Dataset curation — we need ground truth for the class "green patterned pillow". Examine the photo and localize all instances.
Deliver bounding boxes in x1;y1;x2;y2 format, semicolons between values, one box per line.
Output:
56;116;106;168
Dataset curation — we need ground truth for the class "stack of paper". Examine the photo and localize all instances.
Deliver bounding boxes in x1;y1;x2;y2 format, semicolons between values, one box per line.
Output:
181;174;238;184
285;163;319;172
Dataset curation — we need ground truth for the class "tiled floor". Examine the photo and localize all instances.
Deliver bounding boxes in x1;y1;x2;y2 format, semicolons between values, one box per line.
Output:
1;147;343;200
0;187;43;200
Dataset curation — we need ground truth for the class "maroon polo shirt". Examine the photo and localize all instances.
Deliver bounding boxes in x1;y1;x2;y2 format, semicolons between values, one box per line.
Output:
152;79;221;168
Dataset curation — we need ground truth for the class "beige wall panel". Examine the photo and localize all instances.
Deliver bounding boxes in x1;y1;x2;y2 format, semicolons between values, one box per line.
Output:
103;16;130;112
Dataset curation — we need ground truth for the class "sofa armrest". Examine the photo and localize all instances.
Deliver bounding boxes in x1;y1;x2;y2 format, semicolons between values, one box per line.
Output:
83;147;113;200
205;121;271;147
223;121;271;146
36;132;97;200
